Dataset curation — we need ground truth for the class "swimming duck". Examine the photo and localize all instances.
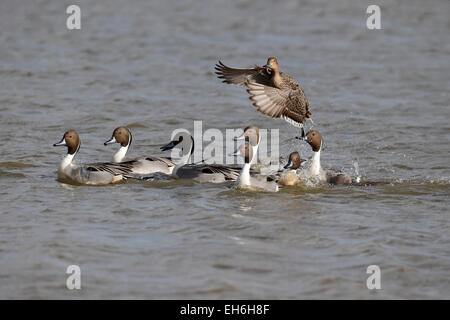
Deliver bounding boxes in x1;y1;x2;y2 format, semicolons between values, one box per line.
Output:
264;152;306;186
53;130;136;185
303;130;352;185
104;126;175;175
160;132;241;183
232;127;279;192
277;152;307;186
232;125;261;165
215;57;312;135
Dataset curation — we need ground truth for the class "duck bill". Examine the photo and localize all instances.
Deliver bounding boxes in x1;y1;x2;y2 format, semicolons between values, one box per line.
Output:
160;140;179;151
229;146;242;157
104;136;116;146
233;133;246;142
53;138;67;147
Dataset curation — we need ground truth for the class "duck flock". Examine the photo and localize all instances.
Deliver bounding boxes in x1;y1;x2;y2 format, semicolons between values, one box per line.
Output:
53;57;355;192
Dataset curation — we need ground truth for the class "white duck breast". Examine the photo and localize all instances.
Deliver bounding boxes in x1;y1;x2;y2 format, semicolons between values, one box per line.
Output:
233;126;278;192
304;130;352;185
104;126;175;175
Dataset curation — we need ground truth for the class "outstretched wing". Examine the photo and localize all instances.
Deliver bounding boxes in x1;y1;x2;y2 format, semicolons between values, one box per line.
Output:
215;61;273;87
246;82;310;127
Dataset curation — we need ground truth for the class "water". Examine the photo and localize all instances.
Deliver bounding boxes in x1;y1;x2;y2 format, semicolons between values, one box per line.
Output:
0;0;449;299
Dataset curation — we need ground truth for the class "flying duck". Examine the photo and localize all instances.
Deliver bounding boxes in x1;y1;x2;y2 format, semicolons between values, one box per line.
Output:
215;57;312;134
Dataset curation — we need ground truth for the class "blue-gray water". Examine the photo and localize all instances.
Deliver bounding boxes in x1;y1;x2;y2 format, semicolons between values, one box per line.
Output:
0;0;449;299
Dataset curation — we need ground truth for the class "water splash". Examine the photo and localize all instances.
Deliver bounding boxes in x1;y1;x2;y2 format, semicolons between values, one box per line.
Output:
353;161;361;183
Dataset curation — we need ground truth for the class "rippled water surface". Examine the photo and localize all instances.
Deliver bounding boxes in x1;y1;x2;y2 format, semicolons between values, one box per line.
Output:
0;0;449;299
